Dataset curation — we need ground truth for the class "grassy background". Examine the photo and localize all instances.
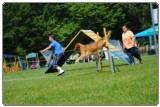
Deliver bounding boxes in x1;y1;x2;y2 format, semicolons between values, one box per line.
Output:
3;55;158;105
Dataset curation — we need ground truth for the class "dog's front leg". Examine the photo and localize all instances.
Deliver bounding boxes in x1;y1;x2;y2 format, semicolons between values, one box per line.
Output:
75;57;81;63
75;53;86;63
105;43;109;51
105;46;109;51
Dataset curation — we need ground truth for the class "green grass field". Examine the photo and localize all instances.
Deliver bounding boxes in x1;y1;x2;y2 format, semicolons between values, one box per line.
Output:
3;55;158;105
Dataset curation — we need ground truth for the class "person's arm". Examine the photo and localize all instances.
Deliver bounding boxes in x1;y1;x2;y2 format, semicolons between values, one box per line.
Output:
122;34;125;50
122;44;125;50
129;31;135;46
40;46;51;53
122;42;125;51
62;47;65;51
134;41;138;47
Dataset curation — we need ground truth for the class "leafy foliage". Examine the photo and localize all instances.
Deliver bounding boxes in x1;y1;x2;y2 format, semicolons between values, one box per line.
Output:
3;3;155;55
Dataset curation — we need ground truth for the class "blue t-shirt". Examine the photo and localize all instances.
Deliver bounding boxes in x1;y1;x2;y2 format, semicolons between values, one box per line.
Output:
50;40;63;54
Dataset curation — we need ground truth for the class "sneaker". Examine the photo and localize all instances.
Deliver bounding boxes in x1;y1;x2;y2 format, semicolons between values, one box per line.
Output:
57;70;65;76
130;62;135;65
139;59;143;64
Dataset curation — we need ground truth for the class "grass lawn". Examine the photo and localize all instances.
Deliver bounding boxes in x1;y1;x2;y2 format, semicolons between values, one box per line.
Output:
2;55;158;105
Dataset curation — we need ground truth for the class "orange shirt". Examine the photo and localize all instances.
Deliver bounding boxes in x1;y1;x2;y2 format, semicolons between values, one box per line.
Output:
122;30;134;49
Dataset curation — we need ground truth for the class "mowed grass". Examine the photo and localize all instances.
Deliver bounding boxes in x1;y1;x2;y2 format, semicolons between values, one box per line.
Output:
3;55;158;105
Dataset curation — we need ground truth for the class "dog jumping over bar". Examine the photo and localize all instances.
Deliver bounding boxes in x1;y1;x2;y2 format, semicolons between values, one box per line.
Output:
74;30;112;63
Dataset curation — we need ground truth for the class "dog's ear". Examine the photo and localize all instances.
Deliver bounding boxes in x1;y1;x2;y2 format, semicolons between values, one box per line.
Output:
74;43;80;51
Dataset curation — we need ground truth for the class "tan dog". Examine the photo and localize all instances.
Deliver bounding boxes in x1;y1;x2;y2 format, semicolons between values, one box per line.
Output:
74;31;112;62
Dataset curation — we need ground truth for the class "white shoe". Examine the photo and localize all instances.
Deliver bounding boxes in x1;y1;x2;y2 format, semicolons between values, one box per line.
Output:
57;70;65;76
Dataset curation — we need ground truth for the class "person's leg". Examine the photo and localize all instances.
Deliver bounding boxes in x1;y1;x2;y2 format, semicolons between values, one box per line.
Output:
56;66;62;71
134;53;142;63
52;53;65;76
131;47;142;63
56;53;65;76
125;48;135;64
52;54;59;69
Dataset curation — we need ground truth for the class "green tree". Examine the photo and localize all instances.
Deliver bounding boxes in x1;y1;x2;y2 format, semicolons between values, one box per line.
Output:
3;3;154;56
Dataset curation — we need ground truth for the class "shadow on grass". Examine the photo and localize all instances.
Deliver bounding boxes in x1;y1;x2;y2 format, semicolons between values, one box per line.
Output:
65;66;98;72
115;63;129;66
65;63;129;73
64;68;108;78
102;63;128;67
45;63;128;74
102;63;129;72
44;66;98;75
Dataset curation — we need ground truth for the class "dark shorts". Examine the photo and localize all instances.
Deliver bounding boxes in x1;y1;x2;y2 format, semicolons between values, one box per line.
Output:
53;53;64;69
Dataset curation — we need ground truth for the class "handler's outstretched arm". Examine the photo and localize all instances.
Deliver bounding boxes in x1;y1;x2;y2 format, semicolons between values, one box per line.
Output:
40;46;51;53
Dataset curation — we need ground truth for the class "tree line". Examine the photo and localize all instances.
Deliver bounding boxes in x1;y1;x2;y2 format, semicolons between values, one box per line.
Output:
3;3;157;56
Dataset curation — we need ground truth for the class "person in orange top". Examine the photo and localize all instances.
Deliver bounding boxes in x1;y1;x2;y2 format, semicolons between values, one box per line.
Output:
122;25;142;65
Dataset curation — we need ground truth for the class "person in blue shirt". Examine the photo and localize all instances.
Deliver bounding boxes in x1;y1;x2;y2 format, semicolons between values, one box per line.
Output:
40;34;65;76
